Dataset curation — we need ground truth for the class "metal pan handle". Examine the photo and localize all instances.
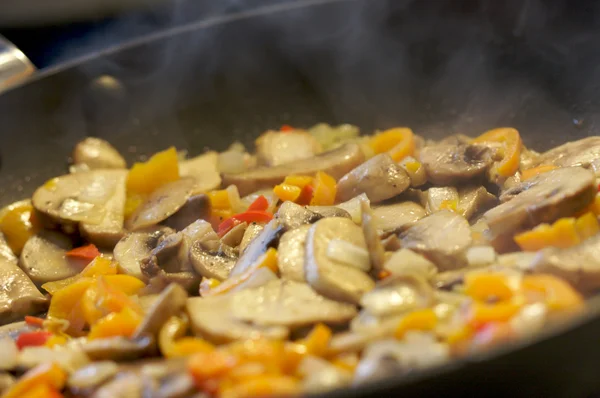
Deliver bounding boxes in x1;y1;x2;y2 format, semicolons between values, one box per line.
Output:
0;35;35;93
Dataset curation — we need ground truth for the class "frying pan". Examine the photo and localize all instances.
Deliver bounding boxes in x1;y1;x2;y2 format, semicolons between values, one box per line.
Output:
1;0;600;396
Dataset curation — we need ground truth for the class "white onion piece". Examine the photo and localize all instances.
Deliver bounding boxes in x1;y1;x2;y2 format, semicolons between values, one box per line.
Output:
225;185;245;213
510;303;547;337
466;246;497;267
68;361;119;390
228;267;278;295
336;193;370;224
326;239;371;271
384;248;436;279
0;337;18;370
218;150;246;174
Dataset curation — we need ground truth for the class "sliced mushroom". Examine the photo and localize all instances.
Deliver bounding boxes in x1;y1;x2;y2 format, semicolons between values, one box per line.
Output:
275;201;323;230
32;169;127;229
239;223;263;254
532;137;600;170
305;217;375;304
162;194;211;232
186;295;289;344
79;170;127;248
0;233;16;264
336;154;410;203
256;130;322;166
383;249;437;280
222;143;365;196
423;187;459;214
73;137;126;169
91;372;142;398
278;225;311;282
400;210;473;270
419;143;493;185
68;361;119;392
179;151;222;194
231;280;357;329
457;185;497;220
360;274;434;317
372;202;426;236
360;200;386;273
133;284;188;339
113;227;173;280
189;240;237;281
482;167;596;246
306;206;351;219
127;178;196;231
20;231;86;284
82;335;155;361
530;234;600;294
218;222;245;249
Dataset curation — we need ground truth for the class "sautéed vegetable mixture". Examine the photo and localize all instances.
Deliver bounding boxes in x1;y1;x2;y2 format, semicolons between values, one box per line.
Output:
0;124;599;397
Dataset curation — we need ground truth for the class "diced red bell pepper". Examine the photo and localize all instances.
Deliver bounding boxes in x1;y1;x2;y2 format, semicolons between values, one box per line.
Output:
66;244;100;262
24;316;45;328
231;210;274;224
16;331;53;350
217;218;241;238
280;125;294;132
247;195;269;212
296;184;314;206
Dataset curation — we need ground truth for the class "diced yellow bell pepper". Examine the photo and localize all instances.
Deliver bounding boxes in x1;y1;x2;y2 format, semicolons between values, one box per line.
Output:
405;161;421;174
207;190;232;210
300;323;332;357
225;339;286;374
309;171;337;206
521;164;558;181
0;203;41;256
394;309;437;339
370;128;415;162
18;383;63;398
101;274;145;295
464;272;513;302
330;353;359;372
2;362;66;398
522;274;584;313
81;276;143;325
468;301;521;328
440;199;458;212
219;375;300;398
188;351;238;383
159;316;188;358
514;224;556;251
47;277;95;322
283;175;314;189
273;184;302;203
472;127;522;177
169;337;215;358
124;193;146;219
575;212;600;240
45;334;69;348
126;147;180;195
552;218;581;248
88;306;142;340
43;257;118;295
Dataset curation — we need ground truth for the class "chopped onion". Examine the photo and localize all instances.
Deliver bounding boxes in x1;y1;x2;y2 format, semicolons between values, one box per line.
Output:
68;361;119;390
218;150;246;174
466;246;497;267
0;337;18;370
510;303;547;337
326;239;371;271
225;185;245;213
336;194;370;225
228;267;278;294
383;248;437;279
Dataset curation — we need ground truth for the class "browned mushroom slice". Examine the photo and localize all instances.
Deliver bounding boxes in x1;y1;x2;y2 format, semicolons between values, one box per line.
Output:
457;185;497;220
305;217;375;304
127;178;196;231
82;335;155;361
530;234;600;294
186;295;289;344
73;137;126;170
359;274;434;317
239;223;263;254
222;143;365;196
423;187;459;214
220;222;247;248
133;284;187;339
189;241;237;281
482;167;596;245
32;169;128;229
79;170;127;248
400;210;472;270
256;130;322;166
230;280;357;328
419;143;493;185
0;259;47;324
20;231;86;284
531;137;600;170
383;249;437;280
372;202;426;236
278;225;311;282
113;227;173;280
179;151;222;194
306;206;351;219
0;233;16;264
162;194;211;232
336;154;410;203
275;201;322;230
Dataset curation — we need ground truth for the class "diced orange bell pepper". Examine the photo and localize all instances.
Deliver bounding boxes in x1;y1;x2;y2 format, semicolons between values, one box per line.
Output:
81;276;143;325
282;343;307;374
225;339;286;374
468;301;521;328
273;183;302;203
330;353;359;372
395;309;437;339
300;323;332;357
521;164;557;181
101;274;145;295
19;383;64;398
47;277;95;321
219;375;300;398
445;325;475;355
521;274;584;313
575;212;600;241
0;203;41;256
2;362;66;398
464;272;514;302
370;128;416;162
169;337;215;358
552;218;581;248
66;244;100;262
24;315;45;327
472;127;522;177
42;257;117;295
514;224;555;251
88;306;142;340
188;351;238;385
283;175;314;189
126;147;180;195
309;171;337;206
515;216;585;251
